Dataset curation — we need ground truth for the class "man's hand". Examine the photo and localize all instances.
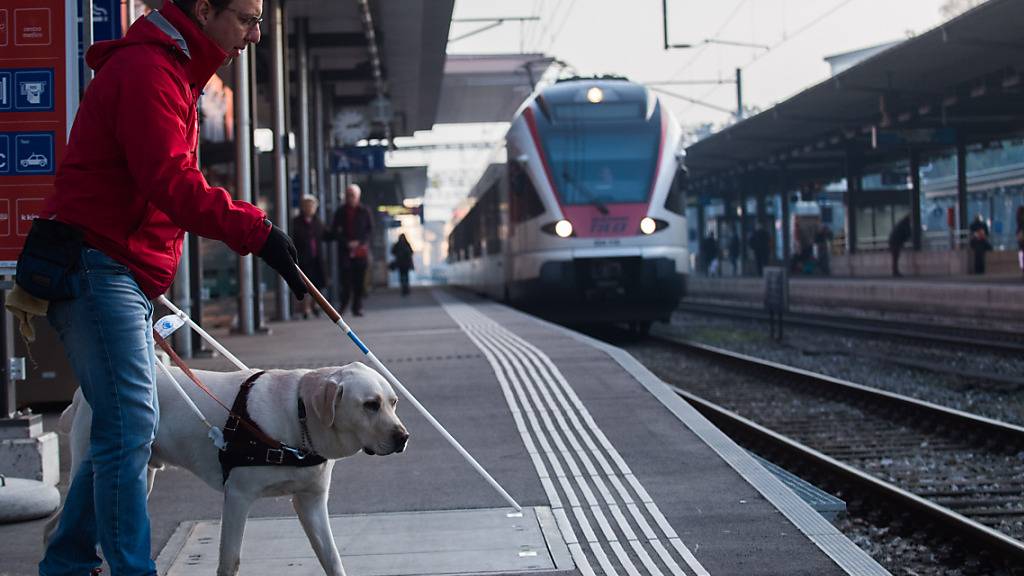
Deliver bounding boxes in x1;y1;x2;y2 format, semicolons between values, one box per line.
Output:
259;225;308;300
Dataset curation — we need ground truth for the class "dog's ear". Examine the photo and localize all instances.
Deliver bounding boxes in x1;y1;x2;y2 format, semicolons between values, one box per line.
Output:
301;369;344;427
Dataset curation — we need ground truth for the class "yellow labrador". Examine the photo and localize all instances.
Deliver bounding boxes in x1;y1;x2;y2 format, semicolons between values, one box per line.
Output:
48;362;409;576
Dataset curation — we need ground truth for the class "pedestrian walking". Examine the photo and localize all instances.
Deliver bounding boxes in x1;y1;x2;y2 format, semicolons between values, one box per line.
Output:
1016;206;1024;279
969;214;992;275
888;215;912;277
390;234;415;296
26;2;306;574
701;232;719;277
814;225;833;276
329;184;373;316
748;224;771;277
728;232;741;276
291;195;326;318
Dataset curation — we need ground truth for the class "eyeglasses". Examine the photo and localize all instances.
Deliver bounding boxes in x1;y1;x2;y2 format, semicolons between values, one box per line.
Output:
224;7;264;30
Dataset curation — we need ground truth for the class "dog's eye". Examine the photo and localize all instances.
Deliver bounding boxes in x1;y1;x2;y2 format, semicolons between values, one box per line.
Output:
390;398;397;408
364;400;381;412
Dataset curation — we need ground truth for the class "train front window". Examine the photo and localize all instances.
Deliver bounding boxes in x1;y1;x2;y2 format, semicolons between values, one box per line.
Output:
542;128;659;206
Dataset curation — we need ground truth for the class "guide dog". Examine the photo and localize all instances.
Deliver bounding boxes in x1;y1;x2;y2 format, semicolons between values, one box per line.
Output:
46;362;409;576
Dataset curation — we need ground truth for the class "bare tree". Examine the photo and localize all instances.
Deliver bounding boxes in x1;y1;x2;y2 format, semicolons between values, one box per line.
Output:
940;0;987;19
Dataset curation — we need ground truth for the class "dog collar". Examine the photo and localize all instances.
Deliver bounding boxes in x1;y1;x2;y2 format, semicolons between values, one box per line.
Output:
218;371;326;483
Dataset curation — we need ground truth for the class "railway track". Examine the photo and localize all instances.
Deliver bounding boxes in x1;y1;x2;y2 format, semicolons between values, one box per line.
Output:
641;335;1024;570
677;301;1024;355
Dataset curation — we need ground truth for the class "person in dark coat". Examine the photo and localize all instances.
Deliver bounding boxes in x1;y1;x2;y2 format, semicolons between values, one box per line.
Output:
888;215;912;277
728;232;741;276
748;224;771;277
1016;206;1024;279
814;225;833;276
701;232;719;276
390;234;415;296
291;195;326;318
968;214;991;275
329;184;374;316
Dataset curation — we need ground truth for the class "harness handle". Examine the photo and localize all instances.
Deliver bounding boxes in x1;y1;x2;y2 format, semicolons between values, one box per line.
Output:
153;331;284;450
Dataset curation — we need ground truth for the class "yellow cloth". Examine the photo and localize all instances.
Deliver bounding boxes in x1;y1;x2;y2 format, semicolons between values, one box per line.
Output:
5;284;49;343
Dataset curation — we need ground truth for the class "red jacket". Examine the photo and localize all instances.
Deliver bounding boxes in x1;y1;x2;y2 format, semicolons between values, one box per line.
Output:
44;2;270;298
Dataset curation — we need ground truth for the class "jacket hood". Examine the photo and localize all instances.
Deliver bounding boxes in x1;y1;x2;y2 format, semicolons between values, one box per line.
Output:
86;1;227;87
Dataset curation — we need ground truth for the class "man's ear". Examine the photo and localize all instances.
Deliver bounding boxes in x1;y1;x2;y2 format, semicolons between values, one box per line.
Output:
195;0;212;27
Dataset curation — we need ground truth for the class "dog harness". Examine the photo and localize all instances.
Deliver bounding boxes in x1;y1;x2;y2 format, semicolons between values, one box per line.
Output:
219;371;326;483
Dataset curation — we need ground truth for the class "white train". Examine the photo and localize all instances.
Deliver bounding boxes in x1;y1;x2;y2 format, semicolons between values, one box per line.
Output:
447;77;689;332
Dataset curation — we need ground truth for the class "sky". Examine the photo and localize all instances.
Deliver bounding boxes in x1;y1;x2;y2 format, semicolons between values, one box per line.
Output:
401;0;964;230
446;0;955;129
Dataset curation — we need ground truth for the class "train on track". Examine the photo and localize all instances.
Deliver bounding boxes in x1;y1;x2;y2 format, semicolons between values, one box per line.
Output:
447;76;689;332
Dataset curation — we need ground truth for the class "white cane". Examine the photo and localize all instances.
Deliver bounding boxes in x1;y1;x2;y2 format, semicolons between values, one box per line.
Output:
294;266;522;512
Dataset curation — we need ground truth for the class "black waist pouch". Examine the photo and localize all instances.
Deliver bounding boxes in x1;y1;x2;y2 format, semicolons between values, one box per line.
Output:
15;219;85;301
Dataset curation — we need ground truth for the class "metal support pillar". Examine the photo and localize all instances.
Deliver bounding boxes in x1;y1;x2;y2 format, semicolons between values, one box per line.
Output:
234;48;254;335
82;0;94;89
735;68;743;120
844;150;860;254
910;148;922;251
249;43;267;332
297;18;311;201
127;0;137;26
956;138;968;234
173;235;193;357
779;169;792;262
0;289;15;419
270;0;290;321
314;59;326;206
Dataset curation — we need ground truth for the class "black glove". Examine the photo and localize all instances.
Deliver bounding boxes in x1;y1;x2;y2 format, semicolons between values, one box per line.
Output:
259;224;308;300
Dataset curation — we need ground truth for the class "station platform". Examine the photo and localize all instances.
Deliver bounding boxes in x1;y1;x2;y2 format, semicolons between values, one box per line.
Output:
686;274;1024;331
0;288;886;576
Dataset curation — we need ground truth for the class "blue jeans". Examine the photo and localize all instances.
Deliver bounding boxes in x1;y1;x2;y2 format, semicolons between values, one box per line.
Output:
40;248;158;576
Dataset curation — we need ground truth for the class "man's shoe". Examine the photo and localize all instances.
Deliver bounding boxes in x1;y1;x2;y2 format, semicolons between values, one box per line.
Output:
353;310;364;317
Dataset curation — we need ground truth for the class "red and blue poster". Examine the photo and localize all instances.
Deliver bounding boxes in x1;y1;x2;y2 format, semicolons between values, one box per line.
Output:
0;0;70;266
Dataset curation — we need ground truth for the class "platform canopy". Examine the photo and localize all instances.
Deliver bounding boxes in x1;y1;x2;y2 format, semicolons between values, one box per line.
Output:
435;53;555;124
686;0;1024;187
284;0;454;137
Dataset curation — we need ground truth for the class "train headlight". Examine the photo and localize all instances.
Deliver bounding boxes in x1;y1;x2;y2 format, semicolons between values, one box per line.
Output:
555;219;574;238
640;217;657;235
586;87;603;103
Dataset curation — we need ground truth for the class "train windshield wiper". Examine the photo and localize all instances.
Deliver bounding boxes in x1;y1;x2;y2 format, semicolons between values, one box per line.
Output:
561;170;609;215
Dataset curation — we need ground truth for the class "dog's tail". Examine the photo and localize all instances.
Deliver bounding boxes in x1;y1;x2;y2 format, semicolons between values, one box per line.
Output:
57;390;83;435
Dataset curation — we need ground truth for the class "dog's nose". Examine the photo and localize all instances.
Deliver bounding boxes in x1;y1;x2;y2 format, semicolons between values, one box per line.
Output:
393;429;410;453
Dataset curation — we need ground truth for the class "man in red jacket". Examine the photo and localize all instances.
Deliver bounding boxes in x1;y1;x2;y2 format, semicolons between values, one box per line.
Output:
38;1;305;575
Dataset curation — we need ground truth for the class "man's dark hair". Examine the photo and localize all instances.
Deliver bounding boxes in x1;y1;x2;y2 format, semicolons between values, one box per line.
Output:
172;0;233;17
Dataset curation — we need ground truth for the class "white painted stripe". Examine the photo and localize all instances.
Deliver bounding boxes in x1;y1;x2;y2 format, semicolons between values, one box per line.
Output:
480;314;709;576
591;505;619;542
627;503;659;540
465;321;617;576
570;543;599;576
670;538;711;576
442;300;702;576
610;540;643;576
554;508;578;544
630;539;666;576
541;477;563;509
574;506;601;544
646;503;679;539
610;504;639;541
651;539;690;576
452;315;596;576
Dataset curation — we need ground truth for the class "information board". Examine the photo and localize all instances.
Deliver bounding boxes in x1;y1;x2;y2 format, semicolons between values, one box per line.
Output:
0;0;70;267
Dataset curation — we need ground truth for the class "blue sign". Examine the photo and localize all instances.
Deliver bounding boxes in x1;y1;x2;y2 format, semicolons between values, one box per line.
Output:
0;135;10;174
0;73;10;112
14;69;54;112
78;0;122;91
13;132;54;175
331;146;386;174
